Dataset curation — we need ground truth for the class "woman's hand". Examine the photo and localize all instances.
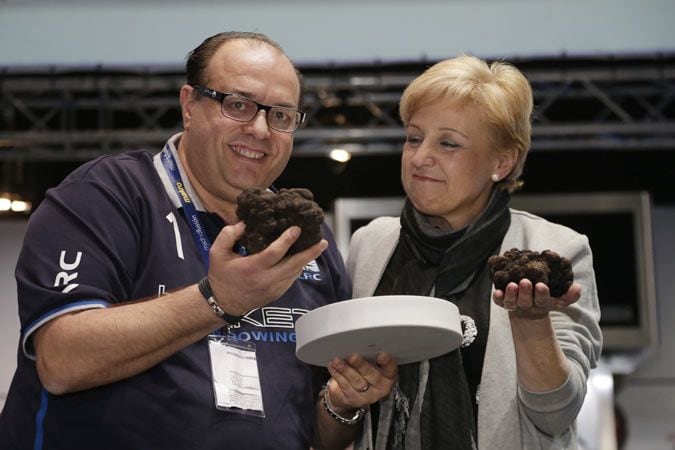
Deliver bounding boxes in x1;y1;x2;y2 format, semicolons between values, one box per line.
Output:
493;279;582;318
494;279;577;393
325;352;398;414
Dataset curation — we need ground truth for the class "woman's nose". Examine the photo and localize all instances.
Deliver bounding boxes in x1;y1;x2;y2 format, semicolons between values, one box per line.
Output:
410;143;434;168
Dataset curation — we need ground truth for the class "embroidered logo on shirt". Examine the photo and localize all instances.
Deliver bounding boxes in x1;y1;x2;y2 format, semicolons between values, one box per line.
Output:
298;259;322;281
54;250;82;293
228;307;310;343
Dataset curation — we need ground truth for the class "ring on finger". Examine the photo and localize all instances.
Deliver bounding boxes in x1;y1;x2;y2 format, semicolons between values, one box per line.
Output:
504;304;518;312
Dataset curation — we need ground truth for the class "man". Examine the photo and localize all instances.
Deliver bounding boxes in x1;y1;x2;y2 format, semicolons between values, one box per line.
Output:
0;32;396;450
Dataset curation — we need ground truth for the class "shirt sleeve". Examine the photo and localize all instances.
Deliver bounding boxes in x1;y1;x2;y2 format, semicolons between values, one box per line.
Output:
518;230;603;435
16;174;143;359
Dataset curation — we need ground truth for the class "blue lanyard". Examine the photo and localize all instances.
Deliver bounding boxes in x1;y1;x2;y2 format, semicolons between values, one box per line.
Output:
160;144;212;269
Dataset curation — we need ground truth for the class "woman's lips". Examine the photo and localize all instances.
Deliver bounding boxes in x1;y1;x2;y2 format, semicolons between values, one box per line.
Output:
412;172;441;182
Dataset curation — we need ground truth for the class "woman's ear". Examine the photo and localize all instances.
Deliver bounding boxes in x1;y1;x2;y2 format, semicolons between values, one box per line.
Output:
494;149;517;181
179;85;196;131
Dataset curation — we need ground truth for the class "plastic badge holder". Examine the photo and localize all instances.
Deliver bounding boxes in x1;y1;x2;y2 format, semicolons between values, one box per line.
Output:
295;295;463;366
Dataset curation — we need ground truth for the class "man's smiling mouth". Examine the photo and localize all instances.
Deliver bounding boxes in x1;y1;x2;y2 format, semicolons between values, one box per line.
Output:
231;145;265;160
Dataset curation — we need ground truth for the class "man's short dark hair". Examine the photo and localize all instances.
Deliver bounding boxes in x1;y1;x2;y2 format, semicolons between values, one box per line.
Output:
185;31;304;105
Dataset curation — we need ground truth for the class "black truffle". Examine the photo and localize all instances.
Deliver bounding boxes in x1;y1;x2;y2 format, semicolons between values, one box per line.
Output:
487;248;574;297
236;188;324;255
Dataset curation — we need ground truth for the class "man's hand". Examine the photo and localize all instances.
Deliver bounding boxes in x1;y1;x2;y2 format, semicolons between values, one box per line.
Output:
207;221;328;316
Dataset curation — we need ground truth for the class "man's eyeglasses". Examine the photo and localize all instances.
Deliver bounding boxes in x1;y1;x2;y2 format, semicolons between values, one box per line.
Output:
193;85;306;133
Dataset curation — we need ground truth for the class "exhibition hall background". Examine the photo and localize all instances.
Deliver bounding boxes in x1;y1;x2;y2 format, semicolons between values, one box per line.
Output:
1;1;674;448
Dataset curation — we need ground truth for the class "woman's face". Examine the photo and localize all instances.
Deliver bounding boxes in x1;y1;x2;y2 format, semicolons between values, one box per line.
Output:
401;100;511;229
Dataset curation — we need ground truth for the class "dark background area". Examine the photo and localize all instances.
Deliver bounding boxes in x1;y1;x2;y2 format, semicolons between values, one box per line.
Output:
8;148;674;214
2;54;674;212
275;149;675;209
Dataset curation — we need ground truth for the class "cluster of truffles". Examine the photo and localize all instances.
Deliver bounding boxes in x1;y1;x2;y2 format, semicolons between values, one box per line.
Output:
487;248;574;297
236;187;324;255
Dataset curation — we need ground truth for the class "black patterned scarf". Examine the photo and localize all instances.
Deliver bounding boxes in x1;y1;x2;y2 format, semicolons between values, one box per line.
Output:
373;188;511;449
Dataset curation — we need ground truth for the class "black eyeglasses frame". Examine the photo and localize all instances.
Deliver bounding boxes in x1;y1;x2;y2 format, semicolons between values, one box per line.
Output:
192;84;306;132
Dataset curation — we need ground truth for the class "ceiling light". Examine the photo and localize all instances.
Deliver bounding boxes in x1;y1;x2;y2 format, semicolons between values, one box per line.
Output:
0;193;32;214
11;200;31;213
329;148;352;163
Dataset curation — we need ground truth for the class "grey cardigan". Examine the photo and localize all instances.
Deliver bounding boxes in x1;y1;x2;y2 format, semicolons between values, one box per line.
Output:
348;209;603;450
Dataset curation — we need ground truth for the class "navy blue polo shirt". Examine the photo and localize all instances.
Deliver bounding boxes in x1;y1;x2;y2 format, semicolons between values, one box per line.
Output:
0;135;352;450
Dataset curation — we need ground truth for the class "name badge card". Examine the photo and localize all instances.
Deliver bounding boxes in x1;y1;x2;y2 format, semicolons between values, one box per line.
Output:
207;335;265;417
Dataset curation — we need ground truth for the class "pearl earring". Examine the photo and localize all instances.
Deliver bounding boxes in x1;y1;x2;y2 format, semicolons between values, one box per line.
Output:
491;174;500;182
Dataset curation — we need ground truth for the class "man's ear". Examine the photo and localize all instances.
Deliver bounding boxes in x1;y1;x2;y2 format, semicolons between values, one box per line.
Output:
179;85;196;130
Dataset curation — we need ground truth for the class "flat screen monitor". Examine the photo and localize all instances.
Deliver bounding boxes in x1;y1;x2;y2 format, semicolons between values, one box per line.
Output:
332;191;657;352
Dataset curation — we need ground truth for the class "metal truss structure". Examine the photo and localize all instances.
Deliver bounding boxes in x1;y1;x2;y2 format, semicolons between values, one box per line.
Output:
1;54;674;163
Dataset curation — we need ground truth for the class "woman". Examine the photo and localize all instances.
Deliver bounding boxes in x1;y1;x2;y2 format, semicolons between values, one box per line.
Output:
346;55;602;449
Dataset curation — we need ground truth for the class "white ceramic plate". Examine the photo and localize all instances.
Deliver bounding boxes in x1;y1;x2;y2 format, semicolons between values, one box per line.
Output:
295;295;463;366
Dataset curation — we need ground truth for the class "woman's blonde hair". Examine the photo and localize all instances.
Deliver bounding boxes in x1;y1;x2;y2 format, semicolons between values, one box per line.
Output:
399;54;533;192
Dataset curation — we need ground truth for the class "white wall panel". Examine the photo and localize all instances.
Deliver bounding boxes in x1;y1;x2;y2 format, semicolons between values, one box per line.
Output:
1;0;674;66
0;219;25;410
